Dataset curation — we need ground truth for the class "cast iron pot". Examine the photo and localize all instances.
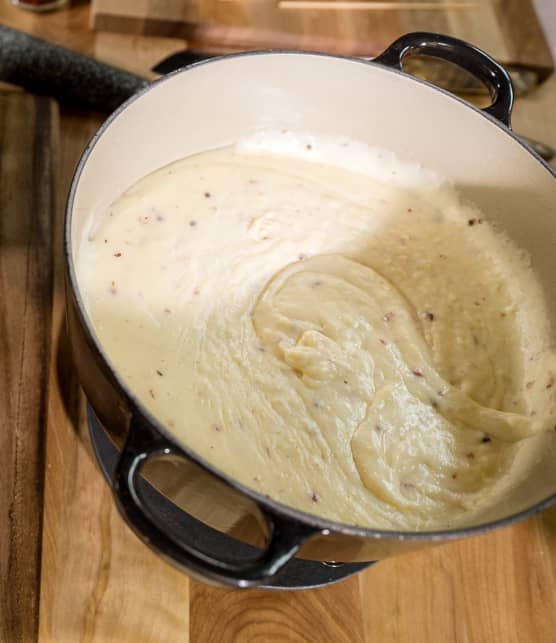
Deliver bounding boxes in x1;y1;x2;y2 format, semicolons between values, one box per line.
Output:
65;32;556;588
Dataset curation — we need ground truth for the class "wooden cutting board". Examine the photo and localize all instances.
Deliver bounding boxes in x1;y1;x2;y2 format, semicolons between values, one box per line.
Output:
2;5;556;638
91;0;553;85
0;91;57;643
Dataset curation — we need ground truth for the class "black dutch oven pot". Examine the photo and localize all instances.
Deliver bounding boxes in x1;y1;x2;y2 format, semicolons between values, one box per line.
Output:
63;33;556;588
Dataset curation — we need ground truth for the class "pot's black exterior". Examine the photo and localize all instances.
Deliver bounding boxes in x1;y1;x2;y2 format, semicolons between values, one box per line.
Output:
64;32;556;588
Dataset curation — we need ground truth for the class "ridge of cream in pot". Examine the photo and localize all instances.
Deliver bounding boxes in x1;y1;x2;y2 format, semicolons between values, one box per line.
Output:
78;132;556;530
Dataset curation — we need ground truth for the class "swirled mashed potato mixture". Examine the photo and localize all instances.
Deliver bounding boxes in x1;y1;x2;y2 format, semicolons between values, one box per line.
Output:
79;133;556;529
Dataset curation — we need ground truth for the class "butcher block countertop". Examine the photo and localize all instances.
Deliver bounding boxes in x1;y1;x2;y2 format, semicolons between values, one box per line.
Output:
1;3;556;642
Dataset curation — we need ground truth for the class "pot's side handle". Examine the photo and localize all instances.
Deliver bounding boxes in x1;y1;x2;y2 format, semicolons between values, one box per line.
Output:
113;416;319;588
373;32;514;128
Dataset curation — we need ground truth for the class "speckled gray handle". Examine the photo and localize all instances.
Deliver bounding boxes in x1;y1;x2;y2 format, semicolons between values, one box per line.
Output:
0;25;147;112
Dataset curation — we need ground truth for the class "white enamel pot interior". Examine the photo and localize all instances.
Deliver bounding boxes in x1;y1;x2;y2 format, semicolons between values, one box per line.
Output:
67;33;556;587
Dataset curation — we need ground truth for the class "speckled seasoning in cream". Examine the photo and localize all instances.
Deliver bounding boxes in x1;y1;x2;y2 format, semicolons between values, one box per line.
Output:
78;132;556;530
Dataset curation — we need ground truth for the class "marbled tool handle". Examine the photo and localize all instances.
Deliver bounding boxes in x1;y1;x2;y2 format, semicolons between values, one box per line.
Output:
0;25;147;112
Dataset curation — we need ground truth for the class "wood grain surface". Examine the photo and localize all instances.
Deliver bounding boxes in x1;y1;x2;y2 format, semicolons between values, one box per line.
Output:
0;2;182;81
90;0;554;79
1;3;556;642
0;92;57;643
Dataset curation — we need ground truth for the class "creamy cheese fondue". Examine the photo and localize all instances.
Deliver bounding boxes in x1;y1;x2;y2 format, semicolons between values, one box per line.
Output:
78;133;556;530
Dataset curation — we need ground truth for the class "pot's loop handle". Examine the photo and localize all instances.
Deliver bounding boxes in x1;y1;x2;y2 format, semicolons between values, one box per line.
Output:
373;32;514;128
113;416;319;587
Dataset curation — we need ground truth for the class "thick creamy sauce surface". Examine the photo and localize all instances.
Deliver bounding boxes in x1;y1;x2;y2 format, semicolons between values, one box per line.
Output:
79;134;556;529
